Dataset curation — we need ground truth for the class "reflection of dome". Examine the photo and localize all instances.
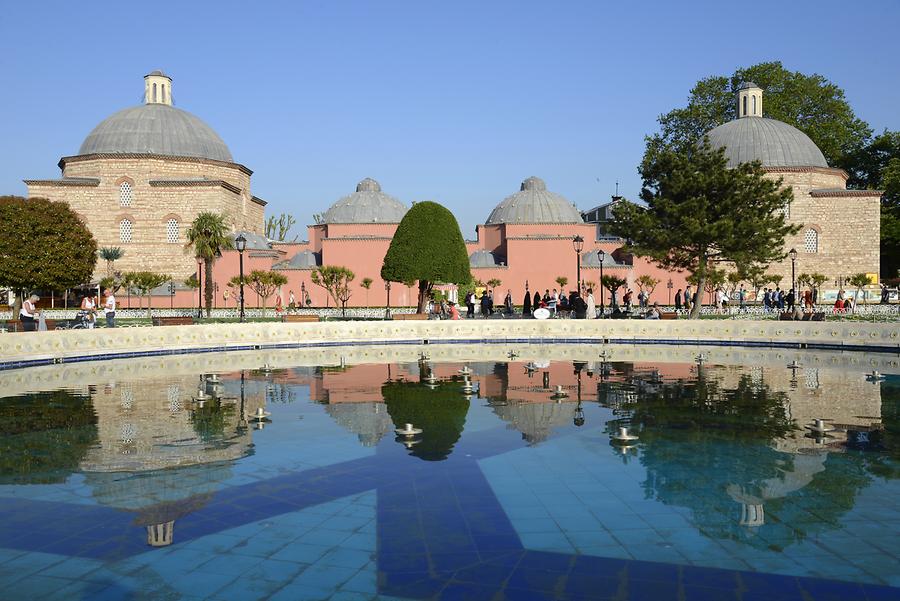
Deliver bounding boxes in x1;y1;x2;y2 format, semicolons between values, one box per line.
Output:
491;400;576;444
486;177;583;225
324;402;393;447
469;250;500;268
322;178;407;224
79;104;233;162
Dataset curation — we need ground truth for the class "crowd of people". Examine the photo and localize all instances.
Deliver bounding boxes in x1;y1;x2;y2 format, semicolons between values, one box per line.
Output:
16;289;117;331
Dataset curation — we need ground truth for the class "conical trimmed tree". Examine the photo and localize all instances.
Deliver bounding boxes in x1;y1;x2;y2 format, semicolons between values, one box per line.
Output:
381;201;470;313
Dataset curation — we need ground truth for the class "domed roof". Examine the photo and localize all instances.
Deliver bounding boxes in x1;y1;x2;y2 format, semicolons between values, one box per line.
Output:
705;118;827;169
486;177;583;225
469;250;500;268
322;178;407;224
274;250;320;270
78;104;233;162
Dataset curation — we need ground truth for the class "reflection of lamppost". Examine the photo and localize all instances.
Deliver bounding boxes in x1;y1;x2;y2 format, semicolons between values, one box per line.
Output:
384;281;392;319
196;257;203;319
788;247;798;295
598;249;606;317
235;234;247;322
667;278;673;305
573;235;584;293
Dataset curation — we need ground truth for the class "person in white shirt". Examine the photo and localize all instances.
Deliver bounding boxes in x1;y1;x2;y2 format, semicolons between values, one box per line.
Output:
103;289;116;328
19;294;39;332
80;294;96;329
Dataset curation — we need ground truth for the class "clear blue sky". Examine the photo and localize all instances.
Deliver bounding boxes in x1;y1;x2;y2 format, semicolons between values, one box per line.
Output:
2;0;898;236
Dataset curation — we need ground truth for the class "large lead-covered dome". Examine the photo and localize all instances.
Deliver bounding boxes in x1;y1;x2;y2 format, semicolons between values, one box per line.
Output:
322;178;407;224
705;83;828;169
77;71;233;163
79;104;233;162
486;177;583;225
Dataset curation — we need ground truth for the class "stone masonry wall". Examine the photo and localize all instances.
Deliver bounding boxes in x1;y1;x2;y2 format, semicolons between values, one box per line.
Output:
27;156;265;280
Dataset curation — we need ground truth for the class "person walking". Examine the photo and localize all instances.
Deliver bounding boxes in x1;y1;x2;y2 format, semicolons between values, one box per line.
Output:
585;288;596;319
504;290;513;315
20;294;39;332
523;288;532;316
738;286;746;312
103;288;117;328
534;291;542;310
289;290;296;312
683;285;692;314
447;301;460;320
674;288;683;313
465;290;475;318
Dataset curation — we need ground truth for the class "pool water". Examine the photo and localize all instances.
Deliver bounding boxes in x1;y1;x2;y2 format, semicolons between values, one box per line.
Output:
0;348;898;600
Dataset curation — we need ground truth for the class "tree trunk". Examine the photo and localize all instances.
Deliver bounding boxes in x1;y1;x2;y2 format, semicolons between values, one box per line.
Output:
417;280;431;314
204;258;214;317
689;278;706;319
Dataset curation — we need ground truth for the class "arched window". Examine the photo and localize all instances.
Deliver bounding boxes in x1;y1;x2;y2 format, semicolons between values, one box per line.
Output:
161;84;166;104
119;181;133;207
742;96;747;116
166;218;179;243
803;228;818;253
120;218;133;243
152;83;157;103
752;95;757;115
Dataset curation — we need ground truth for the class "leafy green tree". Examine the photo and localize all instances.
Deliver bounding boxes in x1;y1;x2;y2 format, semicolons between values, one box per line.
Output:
99;247;124;278
612;141;800;318
123;271;170;318
184;212;233;317
311;266;355;315
797;272;828;298
601;275;627;306
381;201;470;313
644;61;871;169
360;277;373;308
842;131;900;277
0;196;97;310
635;275;660;301
487;278;502;294
848;273;872;308
554;276;568;290
265;213;298;242
247;270;288;311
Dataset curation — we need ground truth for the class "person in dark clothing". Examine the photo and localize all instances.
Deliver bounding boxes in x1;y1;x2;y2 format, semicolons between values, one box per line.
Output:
674;289;682;312
523;289;532;315
570;291;587;318
534;291;541;309
480;291;491;318
465;291;475;318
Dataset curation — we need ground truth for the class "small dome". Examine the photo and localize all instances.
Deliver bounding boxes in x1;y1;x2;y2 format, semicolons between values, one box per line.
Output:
737;81;759;90
581;252;621;267
706;117;828;168
274;250;320;270
486;177;583;225
231;231;270;251
469;250;500;268
322;178;407;224
79;104;233;162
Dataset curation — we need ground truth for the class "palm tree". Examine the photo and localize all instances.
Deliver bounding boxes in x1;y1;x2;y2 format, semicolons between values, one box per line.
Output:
185;213;233;317
99;247;124;278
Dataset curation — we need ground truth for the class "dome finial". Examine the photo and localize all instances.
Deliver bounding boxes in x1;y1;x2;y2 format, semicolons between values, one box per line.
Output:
737;82;762;118
144;70;173;106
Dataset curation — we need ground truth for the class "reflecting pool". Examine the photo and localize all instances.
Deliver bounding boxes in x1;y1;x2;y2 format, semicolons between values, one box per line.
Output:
0;345;898;600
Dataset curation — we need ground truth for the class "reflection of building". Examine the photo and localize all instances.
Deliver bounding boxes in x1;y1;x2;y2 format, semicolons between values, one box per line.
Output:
78;376;257;546
324;402;392;447
490;400;577;444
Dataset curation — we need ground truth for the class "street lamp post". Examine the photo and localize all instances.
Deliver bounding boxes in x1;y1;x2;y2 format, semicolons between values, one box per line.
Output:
598;249;606;317
384;281;392;319
235;234;247;322
301;282;307;307
572;235;584;293
169;280;175;309
788;248;798;296
196;257;203;319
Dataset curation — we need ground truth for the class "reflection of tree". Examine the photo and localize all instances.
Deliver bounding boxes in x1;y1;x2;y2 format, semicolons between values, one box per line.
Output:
382;380;469;461
190;400;236;443
0;390;98;484
616;372;871;551
860;380;900;480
